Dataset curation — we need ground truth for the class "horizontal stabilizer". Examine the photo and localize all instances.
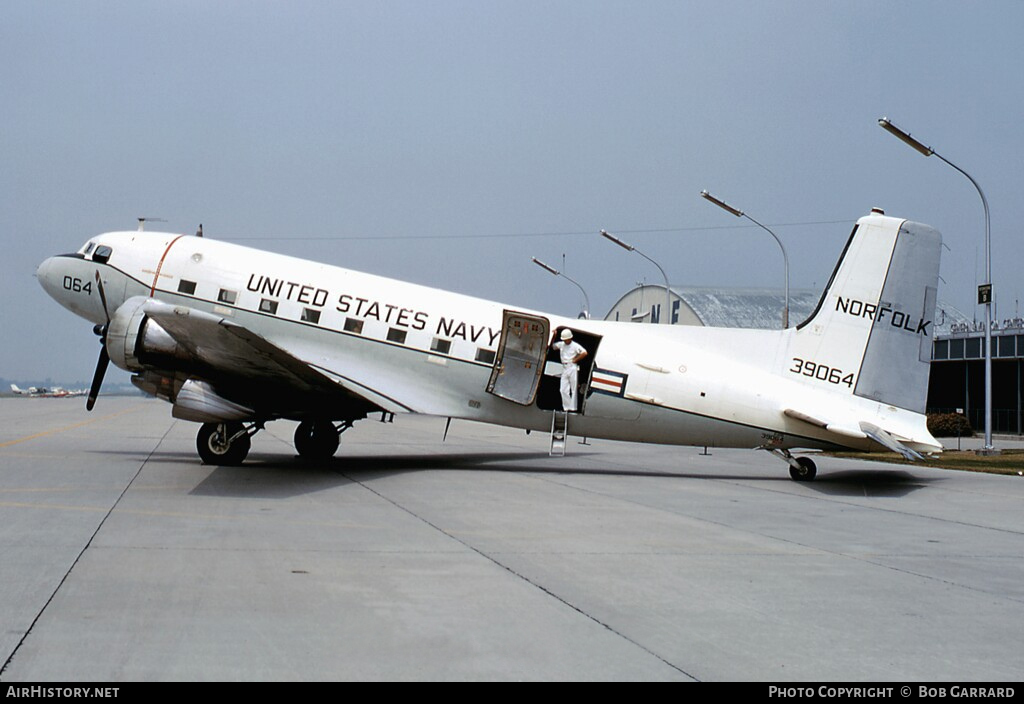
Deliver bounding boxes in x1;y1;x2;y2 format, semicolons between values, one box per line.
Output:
783;407;866;439
859;422;925;461
785;407;928;459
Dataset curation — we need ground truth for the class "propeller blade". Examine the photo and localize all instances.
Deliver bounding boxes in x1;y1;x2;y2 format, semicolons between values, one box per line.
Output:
94;270;110;324
86;345;109;412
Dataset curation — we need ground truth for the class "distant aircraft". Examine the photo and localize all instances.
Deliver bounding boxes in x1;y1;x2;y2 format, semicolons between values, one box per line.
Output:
36;210;942;480
10;384;86;398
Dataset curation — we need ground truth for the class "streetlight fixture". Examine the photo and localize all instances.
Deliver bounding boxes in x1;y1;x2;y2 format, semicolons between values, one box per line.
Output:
701;190;791;329
531;257;591;319
878;117;996;454
599;230;672;325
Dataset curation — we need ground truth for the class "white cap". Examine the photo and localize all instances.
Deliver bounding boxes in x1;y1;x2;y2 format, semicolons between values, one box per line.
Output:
560;329;573;341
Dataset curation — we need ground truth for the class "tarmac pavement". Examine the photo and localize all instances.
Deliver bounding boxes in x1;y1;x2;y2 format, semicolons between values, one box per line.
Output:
1;396;1022;681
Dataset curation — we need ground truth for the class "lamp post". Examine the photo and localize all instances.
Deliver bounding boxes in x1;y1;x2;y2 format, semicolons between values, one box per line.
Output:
878;116;996;453
531;257;591;319
600;230;672;324
700;190;790;329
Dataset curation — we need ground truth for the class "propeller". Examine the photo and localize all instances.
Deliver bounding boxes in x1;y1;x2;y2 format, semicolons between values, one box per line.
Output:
86;271;111;411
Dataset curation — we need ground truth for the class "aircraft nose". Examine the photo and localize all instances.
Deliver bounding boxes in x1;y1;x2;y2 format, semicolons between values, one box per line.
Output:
36;256;59;297
36;253;111;325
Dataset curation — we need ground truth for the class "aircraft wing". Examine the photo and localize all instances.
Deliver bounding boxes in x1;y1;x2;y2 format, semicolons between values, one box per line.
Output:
782;407;925;460
141;300;393;418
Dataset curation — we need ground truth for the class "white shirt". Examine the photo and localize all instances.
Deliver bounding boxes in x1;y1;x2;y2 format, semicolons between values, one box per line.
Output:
554;340;585;367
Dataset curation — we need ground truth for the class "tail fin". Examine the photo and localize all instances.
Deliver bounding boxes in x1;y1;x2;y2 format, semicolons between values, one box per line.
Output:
789;212;941;414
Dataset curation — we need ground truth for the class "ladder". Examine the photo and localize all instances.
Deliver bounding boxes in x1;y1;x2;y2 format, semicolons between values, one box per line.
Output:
550;411;568;456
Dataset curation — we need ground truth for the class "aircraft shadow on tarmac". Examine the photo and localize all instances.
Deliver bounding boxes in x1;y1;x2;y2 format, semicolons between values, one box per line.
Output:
93;447;934;500
799;469;931;498
185;451;587;499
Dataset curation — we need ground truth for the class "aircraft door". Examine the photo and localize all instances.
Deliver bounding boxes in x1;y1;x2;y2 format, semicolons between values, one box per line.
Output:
486;311;550;405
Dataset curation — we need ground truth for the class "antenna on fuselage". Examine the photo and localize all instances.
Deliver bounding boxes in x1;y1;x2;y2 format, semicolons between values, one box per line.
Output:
137;217;167;232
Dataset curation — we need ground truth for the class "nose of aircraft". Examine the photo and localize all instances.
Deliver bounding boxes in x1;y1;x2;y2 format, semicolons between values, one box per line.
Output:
36;256;60;299
36;254;109;325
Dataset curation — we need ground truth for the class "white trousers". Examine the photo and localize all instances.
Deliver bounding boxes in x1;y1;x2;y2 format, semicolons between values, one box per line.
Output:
560;364;579;412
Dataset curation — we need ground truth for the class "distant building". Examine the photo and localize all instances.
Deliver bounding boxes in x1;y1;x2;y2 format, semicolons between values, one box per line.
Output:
930;309;1024;435
604;285;820;329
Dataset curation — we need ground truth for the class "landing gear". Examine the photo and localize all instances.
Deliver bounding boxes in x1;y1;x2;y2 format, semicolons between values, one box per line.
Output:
789;456;817;482
197;422;252;466
767;448;818;482
294;420;351;460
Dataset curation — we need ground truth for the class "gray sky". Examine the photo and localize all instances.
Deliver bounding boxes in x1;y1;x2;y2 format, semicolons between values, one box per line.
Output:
4;1;1022;382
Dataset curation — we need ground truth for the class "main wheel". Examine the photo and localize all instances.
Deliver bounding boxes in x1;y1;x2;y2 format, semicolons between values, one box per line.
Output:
294;420;340;460
197;422;251;466
789;456;817;482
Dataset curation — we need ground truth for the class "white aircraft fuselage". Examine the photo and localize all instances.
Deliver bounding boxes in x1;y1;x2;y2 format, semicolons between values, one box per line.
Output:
37;212;944;479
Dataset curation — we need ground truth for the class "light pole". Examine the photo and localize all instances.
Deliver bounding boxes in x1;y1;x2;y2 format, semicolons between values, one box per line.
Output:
701;190;790;329
878;116;996;453
599;230;672;324
531;257;591;319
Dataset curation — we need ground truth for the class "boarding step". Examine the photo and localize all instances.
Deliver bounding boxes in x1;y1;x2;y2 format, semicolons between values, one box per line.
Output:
550;411;568;456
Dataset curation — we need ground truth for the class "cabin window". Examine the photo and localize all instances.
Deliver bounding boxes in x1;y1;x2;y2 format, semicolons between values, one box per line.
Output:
259;299;278;314
387;328;407;344
93;245;112;264
217;289;237;305
178;279;197;295
475;348;496;365
301;308;321;324
344;318;363;334
430;338;452;355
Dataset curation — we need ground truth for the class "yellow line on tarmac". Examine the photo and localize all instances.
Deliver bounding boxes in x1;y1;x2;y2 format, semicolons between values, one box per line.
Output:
0;405;145;449
0;501;375;530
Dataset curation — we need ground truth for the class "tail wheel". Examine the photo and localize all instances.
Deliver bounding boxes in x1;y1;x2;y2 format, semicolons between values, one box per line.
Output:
294;420;340;460
197;422;251;466
789;456;817;482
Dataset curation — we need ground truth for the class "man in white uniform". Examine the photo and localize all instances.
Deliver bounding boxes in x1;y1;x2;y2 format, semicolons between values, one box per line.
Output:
552;328;588;412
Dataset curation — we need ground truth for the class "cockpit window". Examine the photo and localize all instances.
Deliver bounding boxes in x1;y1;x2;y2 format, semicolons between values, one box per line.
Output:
93;245;113;264
82;242;95;255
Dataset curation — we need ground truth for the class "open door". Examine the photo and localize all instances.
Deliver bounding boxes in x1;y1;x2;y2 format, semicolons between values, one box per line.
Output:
536;326;602;414
486;310;550;405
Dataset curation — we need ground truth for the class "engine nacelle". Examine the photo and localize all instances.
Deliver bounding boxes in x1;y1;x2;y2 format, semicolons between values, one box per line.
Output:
106;296;192;373
130;371;183;403
172;379;255;423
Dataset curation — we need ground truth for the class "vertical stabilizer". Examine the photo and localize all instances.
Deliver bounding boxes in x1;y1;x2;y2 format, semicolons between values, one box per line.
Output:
789;213;941;414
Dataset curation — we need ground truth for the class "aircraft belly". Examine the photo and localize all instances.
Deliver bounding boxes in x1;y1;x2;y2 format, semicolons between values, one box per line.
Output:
584;391;641;421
